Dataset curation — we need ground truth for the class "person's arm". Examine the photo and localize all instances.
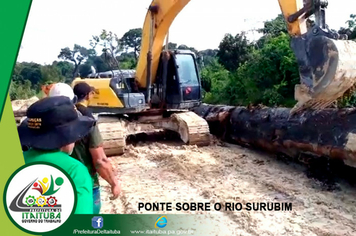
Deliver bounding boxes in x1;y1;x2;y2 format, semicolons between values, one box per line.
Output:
90;147;121;199
70;162;94;214
88;125;121;199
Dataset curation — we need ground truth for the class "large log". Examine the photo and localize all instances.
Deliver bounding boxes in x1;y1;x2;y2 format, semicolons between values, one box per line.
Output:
192;104;356;168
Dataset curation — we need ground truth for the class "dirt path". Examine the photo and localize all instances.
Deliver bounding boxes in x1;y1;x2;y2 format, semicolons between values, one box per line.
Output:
98;138;356;236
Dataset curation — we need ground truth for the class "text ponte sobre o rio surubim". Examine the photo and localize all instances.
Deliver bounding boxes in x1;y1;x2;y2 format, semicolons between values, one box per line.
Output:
138;202;293;212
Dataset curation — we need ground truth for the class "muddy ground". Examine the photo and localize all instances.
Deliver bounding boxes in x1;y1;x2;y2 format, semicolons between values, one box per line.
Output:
98;135;356;236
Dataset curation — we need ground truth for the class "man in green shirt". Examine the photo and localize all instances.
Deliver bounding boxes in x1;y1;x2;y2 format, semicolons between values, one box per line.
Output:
49;82;121;214
17;96;96;214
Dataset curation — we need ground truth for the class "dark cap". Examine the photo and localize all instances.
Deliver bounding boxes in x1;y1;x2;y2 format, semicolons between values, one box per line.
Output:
73;82;95;100
18;96;96;150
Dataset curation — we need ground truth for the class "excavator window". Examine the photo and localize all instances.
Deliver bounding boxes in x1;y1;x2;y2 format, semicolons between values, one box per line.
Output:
175;54;200;86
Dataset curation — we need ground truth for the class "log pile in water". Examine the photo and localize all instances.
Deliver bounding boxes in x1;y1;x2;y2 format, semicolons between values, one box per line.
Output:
192;104;356;168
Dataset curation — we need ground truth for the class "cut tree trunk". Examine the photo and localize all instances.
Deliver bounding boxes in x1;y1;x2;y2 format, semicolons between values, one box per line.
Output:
191;104;356;168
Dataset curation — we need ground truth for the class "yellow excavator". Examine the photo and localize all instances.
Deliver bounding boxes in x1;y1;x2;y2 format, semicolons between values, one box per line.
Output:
63;0;356;155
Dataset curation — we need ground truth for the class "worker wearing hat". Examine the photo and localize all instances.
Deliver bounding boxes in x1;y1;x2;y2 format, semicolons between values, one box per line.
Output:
18;96;95;214
73;82;96;118
48;82;121;214
48;82;78;103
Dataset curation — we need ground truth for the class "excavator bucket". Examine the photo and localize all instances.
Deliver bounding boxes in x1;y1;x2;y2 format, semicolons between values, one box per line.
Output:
290;33;356;114
282;0;356;114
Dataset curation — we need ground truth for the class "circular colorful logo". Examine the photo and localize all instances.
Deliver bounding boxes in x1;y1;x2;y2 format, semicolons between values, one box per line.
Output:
3;162;77;234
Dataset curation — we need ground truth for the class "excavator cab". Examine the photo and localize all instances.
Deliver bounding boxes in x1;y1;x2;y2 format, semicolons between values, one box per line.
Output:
153;49;202;109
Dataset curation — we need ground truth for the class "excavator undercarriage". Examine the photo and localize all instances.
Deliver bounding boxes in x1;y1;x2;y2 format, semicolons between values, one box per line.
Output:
96;110;211;156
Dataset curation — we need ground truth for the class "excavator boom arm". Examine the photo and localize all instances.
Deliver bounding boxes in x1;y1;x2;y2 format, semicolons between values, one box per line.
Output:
135;0;190;89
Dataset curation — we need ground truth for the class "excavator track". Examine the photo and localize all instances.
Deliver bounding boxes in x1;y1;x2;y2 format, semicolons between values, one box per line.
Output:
96;111;211;156
151;111;211;146
96;116;126;157
169;111;211;146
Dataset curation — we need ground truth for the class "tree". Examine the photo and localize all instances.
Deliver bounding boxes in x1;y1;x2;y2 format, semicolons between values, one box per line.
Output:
117;52;136;69
162;42;177;50
198;49;219;68
9;80;36;100
90;30;123;70
52;61;75;81
200;58;230;104
217;32;252;71
256;14;289;48
19;62;42;86
177;44;198;55
346;14;356;29
257;14;287;37
227;33;299;107
12;62;25;82
338;14;356;40
41;65;64;84
58;44;94;78
78;63;93;78
90;55;111;72
120;28;142;63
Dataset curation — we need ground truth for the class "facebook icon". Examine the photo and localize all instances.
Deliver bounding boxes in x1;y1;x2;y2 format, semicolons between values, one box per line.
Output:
92;216;104;229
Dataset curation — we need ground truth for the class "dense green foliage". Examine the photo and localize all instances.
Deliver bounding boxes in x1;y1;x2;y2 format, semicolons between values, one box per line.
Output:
11;14;356;107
